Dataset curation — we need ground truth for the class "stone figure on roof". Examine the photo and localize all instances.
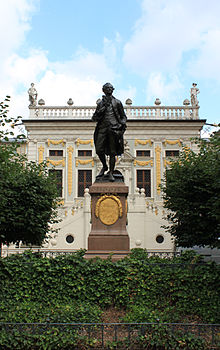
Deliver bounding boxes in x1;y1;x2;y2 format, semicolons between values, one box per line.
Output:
92;83;127;182
190;83;200;107
28;83;38;107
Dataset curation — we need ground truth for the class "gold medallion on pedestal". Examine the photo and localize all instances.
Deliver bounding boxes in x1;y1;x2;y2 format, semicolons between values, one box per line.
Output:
95;195;122;225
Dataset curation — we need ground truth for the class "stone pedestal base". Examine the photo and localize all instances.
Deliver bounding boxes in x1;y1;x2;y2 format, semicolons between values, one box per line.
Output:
85;250;130;261
85;182;130;259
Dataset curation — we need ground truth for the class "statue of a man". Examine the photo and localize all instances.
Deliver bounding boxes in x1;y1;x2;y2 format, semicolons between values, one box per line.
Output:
92;83;127;182
190;83;200;107
28;83;38;106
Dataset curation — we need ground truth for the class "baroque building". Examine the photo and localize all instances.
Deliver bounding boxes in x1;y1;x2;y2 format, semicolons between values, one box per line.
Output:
2;85;205;255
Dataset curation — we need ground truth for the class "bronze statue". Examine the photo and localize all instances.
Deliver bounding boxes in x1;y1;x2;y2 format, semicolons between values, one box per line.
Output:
92;83;127;182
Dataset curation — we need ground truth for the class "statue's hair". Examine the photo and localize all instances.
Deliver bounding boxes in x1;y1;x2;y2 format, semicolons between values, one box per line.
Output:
102;83;114;90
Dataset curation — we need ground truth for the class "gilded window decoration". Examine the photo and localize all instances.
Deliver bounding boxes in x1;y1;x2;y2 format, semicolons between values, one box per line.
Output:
135;139;152;147
134;159;153;167
163;139;182;147
95;195;123;226
76;138;93;147
47;139;65;147
57;200;64;206
76;159;94;167
164;159;172;167
47;159;65;167
67;146;74;196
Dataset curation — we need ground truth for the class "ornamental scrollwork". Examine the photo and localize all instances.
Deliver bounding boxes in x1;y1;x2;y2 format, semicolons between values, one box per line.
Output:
38;146;44;163
67;146;74;196
155;146;161;195
76;159;94;167
134;159;153;167
95;195;123;226
47;159;65;167
47;139;65;147
163;139;182;147
135;139;152;147
76;138;93;147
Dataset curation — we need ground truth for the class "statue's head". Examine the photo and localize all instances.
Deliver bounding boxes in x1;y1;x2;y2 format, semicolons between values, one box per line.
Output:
102;83;114;95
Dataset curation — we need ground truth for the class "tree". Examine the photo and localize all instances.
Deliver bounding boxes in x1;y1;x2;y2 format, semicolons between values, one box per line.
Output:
0;96;59;248
162;133;220;249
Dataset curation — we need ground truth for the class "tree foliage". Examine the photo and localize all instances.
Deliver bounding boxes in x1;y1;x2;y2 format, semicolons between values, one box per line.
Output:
0;96;59;247
162;133;220;248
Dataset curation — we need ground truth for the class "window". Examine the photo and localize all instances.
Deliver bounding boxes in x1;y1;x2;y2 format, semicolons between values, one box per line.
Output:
165;150;179;157
49;169;63;197
78;150;92;157
136;170;151;197
49;150;63;157
136;150;150;157
78;170;92;197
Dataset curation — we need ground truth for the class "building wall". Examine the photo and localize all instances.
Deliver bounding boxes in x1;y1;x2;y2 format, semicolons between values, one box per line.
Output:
16;117;204;252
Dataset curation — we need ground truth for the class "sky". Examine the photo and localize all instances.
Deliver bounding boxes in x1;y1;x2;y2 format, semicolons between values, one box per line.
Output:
0;0;220;134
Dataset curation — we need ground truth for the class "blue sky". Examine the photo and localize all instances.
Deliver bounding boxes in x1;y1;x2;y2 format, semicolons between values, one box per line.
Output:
1;0;220;133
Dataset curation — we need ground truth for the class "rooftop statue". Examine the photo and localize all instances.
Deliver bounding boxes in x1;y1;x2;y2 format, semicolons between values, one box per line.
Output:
190;83;200;107
92;83;127;182
28;83;38;107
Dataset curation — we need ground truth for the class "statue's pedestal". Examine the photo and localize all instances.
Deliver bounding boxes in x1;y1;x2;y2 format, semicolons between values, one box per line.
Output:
85;181;130;260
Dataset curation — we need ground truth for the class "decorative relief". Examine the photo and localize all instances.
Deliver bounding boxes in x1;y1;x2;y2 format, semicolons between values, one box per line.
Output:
76;138;93;147
67;146;74;196
155;146;162;195
47;139;65;147
164;159;172;167
47;159;65;167
134;159;153;167
163;139;182;147
38;146;44;163
95;195;122;226
57;200;64;206
76;159;94;167
135;139;152;146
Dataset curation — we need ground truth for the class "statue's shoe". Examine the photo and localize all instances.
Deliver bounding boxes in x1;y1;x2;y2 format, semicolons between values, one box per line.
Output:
108;172;115;182
97;165;108;177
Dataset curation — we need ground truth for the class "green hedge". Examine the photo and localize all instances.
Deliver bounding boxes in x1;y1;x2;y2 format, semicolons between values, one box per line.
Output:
0;249;219;349
0;249;219;323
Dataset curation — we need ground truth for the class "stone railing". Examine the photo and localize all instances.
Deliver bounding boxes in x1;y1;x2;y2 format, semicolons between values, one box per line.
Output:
29;105;199;120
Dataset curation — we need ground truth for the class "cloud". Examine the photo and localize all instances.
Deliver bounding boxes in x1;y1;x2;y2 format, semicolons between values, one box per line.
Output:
0;0;39;62
37;71;102;105
187;29;220;80
123;0;220;80
146;72;183;105
117;86;137;105
6;50;48;87
52;47;117;83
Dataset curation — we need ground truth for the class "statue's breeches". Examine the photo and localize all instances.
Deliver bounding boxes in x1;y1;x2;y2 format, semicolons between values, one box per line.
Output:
95;127;118;156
